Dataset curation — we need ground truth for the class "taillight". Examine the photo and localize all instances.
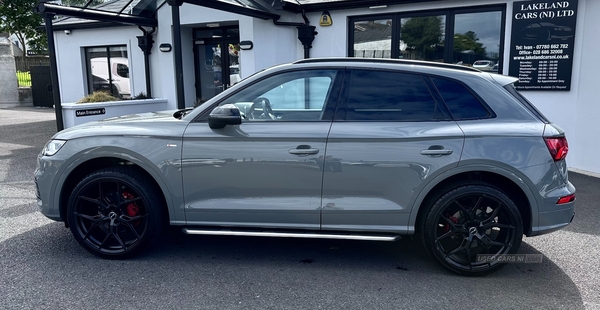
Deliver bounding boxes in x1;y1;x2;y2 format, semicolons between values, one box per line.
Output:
544;137;568;161
557;194;575;205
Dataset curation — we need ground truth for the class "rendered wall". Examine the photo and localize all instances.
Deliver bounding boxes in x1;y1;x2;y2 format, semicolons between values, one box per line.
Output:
0;42;19;108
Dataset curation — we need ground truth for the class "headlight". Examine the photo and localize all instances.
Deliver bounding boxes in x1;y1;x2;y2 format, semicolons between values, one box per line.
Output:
43;139;67;156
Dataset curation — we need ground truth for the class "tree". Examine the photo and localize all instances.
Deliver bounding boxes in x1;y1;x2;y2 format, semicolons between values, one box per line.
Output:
453;31;487;56
400;16;443;53
0;0;47;55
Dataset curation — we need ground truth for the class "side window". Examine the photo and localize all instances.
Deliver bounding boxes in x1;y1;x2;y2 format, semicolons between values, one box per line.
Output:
431;77;490;120
345;70;443;121
85;45;130;98
219;70;337;121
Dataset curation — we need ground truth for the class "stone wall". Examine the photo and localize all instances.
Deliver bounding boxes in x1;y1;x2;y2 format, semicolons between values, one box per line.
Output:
18;87;33;106
0;39;20;108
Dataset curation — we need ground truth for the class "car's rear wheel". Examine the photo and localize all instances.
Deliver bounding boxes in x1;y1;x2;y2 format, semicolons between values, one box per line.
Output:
67;168;164;259
421;183;523;275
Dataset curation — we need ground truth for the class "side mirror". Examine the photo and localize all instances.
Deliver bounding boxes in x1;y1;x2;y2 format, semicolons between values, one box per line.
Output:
208;104;242;129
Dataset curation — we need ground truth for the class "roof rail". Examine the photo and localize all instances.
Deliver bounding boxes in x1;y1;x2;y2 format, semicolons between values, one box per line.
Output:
293;57;482;73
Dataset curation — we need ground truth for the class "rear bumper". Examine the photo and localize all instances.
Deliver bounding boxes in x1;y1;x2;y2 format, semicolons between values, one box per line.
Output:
530;207;575;236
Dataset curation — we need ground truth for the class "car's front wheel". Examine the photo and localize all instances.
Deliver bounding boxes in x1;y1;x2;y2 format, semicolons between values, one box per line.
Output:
421;183;523;275
67;167;164;259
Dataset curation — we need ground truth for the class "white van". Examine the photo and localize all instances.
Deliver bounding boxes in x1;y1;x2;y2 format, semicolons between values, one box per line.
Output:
90;57;131;98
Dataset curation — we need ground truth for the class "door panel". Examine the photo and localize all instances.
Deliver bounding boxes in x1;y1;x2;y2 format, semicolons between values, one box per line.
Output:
321;69;464;233
182;123;330;229
321;122;464;232
182;69;342;229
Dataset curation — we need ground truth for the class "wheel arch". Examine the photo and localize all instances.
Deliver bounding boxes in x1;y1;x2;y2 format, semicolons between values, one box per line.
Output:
56;153;176;227
409;166;538;236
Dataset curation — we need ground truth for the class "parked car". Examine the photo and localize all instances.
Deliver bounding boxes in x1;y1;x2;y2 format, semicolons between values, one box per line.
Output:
473;60;495;71
35;58;575;275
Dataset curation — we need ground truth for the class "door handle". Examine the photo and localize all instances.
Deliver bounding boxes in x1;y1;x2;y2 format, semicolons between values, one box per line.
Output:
421;146;453;156
289;145;319;156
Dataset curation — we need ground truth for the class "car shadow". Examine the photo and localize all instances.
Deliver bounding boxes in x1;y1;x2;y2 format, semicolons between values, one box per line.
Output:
0;222;585;309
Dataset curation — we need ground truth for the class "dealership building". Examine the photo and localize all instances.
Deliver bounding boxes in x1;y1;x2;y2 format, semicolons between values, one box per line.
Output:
43;0;599;175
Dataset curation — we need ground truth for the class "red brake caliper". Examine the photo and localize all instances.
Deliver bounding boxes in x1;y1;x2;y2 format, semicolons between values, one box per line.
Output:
444;215;459;232
122;191;140;218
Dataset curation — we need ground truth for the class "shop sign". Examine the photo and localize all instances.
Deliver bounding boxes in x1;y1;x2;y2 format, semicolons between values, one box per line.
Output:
508;0;578;91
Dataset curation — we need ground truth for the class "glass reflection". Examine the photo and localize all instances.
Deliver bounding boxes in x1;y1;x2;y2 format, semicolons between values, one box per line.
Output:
453;11;502;72
399;15;446;62
353;19;392;58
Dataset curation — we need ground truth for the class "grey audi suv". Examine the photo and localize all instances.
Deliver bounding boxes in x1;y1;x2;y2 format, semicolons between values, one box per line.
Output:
35;58;575;275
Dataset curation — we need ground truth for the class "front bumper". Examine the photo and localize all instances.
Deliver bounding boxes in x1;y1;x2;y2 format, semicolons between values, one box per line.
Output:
35;153;65;222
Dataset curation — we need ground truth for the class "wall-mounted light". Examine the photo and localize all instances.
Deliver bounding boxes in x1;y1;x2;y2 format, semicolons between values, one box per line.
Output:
369;5;387;9
159;43;172;52
64;30;71;35
239;40;253;50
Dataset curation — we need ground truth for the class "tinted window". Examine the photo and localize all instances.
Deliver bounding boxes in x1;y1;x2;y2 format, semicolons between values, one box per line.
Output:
345;70;442;121
432;77;490;120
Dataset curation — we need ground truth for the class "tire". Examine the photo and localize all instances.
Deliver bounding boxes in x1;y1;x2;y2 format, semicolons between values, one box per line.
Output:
421;183;523;275
67;167;165;259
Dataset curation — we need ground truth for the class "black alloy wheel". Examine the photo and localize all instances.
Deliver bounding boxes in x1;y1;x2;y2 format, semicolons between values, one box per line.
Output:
67;168;164;259
422;183;523;275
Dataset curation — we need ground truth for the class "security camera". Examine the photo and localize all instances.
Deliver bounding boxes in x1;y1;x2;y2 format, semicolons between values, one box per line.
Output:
64;30;71;35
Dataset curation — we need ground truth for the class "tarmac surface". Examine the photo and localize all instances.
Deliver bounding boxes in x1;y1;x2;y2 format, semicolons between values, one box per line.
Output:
1;106;599;309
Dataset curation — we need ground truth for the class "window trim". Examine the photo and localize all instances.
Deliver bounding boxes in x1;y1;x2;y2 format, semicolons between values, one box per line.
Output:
347;4;507;74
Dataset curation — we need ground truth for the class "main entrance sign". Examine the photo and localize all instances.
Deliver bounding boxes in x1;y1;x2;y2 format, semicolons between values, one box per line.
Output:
508;0;578;91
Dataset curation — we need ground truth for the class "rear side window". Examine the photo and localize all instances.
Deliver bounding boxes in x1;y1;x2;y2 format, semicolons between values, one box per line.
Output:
504;84;550;123
345;70;445;121
432;77;490;120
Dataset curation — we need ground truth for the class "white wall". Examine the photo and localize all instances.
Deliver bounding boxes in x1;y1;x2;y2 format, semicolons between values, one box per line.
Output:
570;0;600;173
152;4;303;108
54;26;145;103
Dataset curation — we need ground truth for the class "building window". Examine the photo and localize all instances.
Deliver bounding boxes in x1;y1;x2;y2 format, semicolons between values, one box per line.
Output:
399;15;446;62
85;45;130;99
348;5;505;73
353;18;392;58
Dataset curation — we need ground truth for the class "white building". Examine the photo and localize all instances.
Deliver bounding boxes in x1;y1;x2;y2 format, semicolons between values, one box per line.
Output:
47;0;600;175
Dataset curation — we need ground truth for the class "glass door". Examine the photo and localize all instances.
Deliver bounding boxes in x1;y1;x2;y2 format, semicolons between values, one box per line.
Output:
194;27;240;102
